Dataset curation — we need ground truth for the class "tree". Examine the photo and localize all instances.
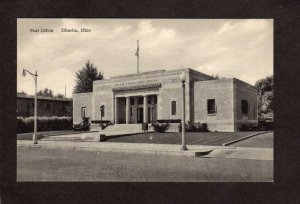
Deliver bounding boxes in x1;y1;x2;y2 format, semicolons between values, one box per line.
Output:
73;60;104;93
56;93;64;98
255;75;273;120
37;88;54;97
211;74;220;79
17;91;27;95
211;74;226;80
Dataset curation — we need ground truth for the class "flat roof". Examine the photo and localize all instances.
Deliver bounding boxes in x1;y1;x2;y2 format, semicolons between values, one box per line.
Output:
17;94;73;101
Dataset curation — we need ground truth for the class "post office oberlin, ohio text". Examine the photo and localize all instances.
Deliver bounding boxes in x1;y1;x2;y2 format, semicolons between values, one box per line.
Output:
81;28;91;32
61;28;91;32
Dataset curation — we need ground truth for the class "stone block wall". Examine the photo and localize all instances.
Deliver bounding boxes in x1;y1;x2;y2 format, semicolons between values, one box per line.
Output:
193;79;235;132
158;83;183;121
73;92;93;124
233;78;258;130
93;93;113;121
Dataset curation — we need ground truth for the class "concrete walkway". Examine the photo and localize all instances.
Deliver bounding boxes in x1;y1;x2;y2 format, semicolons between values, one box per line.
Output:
17;140;273;160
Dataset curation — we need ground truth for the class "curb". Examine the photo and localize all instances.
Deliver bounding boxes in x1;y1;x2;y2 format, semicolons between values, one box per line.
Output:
45;131;98;137
17;142;215;157
222;131;272;146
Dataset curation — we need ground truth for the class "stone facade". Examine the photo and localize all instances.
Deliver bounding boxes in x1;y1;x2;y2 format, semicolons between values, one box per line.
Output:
73;68;258;132
73;92;93;123
17;94;72;117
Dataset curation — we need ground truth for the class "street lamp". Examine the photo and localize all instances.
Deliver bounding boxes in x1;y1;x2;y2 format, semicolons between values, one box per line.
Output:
180;70;188;150
22;69;38;144
150;104;154;125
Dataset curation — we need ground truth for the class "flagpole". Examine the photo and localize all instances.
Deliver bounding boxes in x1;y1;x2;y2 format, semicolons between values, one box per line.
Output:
136;40;139;74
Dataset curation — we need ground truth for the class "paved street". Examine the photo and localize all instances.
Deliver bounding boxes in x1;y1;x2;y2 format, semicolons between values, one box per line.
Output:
106;131;264;146
17;147;273;182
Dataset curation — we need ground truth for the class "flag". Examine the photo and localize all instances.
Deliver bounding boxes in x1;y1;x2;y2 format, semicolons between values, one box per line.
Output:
135;40;139;57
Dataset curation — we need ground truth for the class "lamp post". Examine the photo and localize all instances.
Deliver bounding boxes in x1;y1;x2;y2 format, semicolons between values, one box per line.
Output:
22;69;38;144
150;104;154;125
180;70;188;150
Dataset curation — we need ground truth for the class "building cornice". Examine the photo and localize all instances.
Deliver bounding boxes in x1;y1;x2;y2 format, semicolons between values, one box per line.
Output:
17;94;73;101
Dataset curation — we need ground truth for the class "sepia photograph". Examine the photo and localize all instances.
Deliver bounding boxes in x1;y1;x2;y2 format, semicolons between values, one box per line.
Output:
17;18;273;182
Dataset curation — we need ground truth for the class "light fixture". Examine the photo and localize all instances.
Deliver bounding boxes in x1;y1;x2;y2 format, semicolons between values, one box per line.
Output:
180;70;186;82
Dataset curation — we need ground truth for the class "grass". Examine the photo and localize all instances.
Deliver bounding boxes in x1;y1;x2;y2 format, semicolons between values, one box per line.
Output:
106;131;265;146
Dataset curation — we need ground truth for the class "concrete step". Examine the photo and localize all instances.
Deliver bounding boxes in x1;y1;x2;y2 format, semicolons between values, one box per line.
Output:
104;124;143;132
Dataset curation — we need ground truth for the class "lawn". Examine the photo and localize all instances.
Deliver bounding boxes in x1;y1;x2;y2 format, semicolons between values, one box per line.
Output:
105;131;265;146
231;132;273;148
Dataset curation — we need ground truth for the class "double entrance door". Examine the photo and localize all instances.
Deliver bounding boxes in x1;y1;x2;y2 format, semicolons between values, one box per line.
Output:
136;107;157;124
137;108;144;123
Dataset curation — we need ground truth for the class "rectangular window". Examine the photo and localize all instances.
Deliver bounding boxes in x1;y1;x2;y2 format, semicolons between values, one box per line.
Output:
81;107;86;118
147;97;151;104
154;96;157;104
242;100;248;114
130;107;132;117
171;101;176;115
100;105;105;117
137;97;143;105
207;99;216;114
130;98;135;105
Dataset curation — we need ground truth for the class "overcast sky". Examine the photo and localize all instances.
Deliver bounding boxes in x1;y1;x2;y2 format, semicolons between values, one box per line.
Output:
17;19;273;97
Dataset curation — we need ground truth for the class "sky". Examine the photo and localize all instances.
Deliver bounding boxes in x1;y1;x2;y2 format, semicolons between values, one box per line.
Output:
17;19;273;97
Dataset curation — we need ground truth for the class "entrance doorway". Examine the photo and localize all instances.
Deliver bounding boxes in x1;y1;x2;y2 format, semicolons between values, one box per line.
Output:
137;107;143;123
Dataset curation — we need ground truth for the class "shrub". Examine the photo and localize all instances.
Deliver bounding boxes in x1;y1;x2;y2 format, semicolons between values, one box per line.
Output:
178;121;209;132
73;117;90;131
91;120;113;130
153;122;170;133
239;122;273;131
156;119;181;123
17;116;73;133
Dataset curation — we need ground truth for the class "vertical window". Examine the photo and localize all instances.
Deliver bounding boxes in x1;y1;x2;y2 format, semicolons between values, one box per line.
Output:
171;101;176;115
130;107;132;117
207;99;216;114
242;100;248;114
81;107;86;118
100;105;105;117
154;95;157;104
138;97;143;105
130;98;135;105
147;96;151;104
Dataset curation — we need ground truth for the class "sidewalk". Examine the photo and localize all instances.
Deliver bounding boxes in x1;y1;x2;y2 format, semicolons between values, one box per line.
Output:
17;140;273;160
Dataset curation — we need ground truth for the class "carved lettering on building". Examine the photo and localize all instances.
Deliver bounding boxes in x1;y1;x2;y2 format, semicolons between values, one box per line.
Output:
115;79;158;87
94;86;111;91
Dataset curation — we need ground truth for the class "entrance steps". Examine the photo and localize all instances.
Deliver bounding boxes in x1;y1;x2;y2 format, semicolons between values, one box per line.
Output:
99;124;154;135
103;124;143;133
42;124;152;142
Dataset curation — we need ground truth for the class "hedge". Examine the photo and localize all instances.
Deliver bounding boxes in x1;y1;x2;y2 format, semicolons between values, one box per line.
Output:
178;121;209;132
157;119;181;123
17;117;73;133
153;122;170;133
